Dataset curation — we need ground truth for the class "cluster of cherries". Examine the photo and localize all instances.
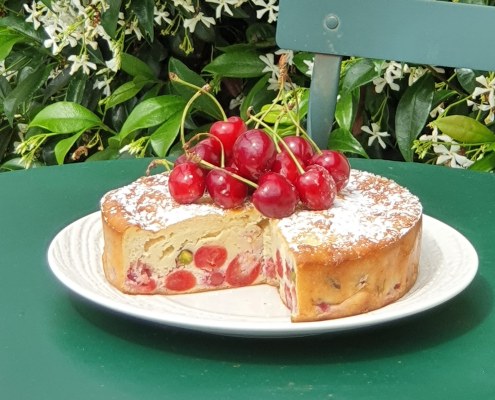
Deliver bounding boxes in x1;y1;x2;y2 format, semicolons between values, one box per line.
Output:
168;116;350;219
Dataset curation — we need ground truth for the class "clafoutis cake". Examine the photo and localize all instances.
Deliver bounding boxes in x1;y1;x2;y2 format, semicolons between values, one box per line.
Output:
100;169;422;322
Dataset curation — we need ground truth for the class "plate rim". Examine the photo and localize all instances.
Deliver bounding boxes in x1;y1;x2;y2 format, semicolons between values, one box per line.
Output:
47;212;479;338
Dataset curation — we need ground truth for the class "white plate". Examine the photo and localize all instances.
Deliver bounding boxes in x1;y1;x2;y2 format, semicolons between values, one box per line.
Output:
47;213;478;338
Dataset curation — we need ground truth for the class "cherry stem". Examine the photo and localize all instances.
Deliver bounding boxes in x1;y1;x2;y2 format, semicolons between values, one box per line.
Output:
145;159;174;176
279;89;322;155
185;132;226;167
179;90;204;147
169;72;227;121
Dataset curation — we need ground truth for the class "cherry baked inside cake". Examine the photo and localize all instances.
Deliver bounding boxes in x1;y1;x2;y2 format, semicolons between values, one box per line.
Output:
100;168;422;322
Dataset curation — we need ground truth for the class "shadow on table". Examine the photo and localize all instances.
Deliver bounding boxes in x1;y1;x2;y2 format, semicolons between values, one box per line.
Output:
66;274;492;365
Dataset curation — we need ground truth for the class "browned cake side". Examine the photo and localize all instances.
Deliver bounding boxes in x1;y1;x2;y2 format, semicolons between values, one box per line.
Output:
100;170;422;322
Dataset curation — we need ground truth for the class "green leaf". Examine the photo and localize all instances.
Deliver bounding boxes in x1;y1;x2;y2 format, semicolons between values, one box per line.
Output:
54;131;84;165
117;95;186;142
341;59;381;94
65;72;88;103
468;152;495;172
203;50;265;78
121;52;156;79
86;146;120;162
3;64;51;125
169;57;224;120
103;76;152;109
129;0;154;41
434;115;495;143
0;31;25;61
395;73;435;161
328;128;369;158
334;89;358;130
240;74;274;120
0;16;45;44
150;112;183;157
100;0;122;38
456;68;477;94
30;102;103;133
43;67;71;102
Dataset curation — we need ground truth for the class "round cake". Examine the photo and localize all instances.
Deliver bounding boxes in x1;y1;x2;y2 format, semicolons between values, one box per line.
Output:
100;169;422;322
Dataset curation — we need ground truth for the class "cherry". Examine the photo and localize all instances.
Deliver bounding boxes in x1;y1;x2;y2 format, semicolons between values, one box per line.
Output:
225;251;261;287
295;164;337;210
252;172;299;218
205;167;248;209
175;139;221;169
164;270;196;291
126;261;157;293
282;135;314;164
194;245;228;270
232;129;276;181
205;271;225;286
168;162;205;204
270;151;302;184
209;116;247;160
310;150;350;192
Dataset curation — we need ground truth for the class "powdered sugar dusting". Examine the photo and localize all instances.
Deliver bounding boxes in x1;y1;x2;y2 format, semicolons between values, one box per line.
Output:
276;170;422;252
101;173;226;232
101;170;422;249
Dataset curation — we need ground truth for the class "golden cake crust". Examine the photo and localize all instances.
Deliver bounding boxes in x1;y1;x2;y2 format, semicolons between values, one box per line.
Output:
100;169;422;322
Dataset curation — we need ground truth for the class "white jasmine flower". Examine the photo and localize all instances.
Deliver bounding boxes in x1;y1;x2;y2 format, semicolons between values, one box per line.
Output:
361;123;390;149
303;59;314;77
418;126;450;143
154;5;172;25
373;61;404;93
259;53;278;75
125;17;143;40
433;137;474;168
206;0;239;18
229;93;245;110
267;75;280;91
470;75;495;124
183;12;216;33
252;0;279;23
429;102;445;118
94;75;113;97
23;1;43;30
68;54;97;75
172;0;195;13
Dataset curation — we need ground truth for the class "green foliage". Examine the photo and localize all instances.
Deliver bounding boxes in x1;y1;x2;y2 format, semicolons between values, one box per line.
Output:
0;0;494;173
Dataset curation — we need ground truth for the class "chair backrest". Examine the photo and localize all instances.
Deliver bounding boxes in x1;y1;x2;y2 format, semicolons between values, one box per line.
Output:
276;0;495;148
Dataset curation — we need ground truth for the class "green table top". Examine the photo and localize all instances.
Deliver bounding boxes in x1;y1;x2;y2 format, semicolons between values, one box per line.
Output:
1;158;494;399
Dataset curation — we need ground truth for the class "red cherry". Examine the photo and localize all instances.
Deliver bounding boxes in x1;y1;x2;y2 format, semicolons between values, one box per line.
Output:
126;260;157;293
282;135;314;163
295;164;337;210
164;270;196;292
310;150;350;192
270;151;302;184
205;167;248;209
209;116;247;160
168;162;205;204
174;139;221;170
205;271;225;286
232;129;276;181
225;251;261;287
252;172;299;218
194;245;228;270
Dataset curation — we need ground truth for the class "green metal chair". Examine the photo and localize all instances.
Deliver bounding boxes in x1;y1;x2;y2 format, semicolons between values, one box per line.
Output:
276;0;495;148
